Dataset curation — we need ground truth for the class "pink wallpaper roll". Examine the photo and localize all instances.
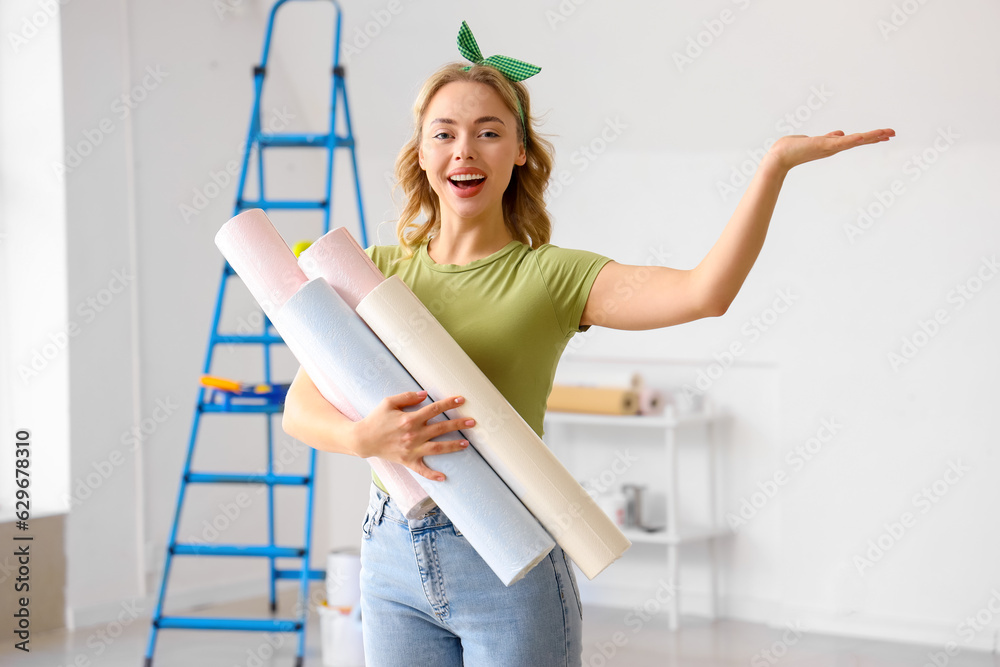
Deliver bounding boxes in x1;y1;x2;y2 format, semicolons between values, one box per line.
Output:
298;227;384;310
637;387;665;416
213;208;307;319
215;210;435;519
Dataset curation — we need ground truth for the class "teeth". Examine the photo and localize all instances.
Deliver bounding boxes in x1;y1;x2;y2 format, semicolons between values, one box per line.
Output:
450;174;485;182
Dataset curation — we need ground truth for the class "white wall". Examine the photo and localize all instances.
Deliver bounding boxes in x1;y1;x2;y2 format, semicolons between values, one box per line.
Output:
57;0;146;627
0;2;69;518
34;0;1000;652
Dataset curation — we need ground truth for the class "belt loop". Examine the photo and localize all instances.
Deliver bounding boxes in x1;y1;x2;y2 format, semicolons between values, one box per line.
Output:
372;492;389;526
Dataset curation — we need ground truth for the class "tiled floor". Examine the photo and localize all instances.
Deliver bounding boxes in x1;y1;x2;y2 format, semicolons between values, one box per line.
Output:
3;587;998;666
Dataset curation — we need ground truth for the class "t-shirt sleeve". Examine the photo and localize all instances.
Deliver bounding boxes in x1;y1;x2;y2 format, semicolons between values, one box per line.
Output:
533;244;613;336
365;245;390;275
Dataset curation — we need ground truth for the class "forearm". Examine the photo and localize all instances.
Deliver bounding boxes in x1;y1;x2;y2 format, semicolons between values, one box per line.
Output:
694;154;789;313
281;366;364;458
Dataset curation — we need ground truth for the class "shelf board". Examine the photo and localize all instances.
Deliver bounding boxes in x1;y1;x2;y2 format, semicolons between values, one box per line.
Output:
543;409;723;429
620;524;731;545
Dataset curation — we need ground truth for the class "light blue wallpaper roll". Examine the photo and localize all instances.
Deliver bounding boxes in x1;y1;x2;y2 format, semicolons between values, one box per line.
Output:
277;277;554;585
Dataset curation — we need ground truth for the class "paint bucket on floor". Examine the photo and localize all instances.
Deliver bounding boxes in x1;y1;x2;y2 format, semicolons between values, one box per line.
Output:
319;603;365;667
326;548;361;609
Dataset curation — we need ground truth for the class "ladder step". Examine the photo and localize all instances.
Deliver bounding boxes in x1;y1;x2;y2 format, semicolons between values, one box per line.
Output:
212;334;285;345
236;200;327;210
275;568;326;581
200;402;284;414
186;472;310;485
257;133;355;148
259;132;329;147
172;544;305;558
155;616;302;632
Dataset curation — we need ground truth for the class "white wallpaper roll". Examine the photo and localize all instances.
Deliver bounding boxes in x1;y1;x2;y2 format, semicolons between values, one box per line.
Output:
356;276;632;579
269;307;437;519
278;277;555;586
296;226;434;519
215;211;434;519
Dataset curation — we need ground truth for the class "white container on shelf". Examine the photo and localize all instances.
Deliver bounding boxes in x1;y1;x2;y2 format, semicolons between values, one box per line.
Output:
596;490;626;527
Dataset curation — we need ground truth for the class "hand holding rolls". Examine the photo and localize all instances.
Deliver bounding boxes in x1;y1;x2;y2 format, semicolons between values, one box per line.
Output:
353;390;473;482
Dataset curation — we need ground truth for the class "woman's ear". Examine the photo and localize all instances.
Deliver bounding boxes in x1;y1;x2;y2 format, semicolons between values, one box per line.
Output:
418;145;425;170
516;143;527;166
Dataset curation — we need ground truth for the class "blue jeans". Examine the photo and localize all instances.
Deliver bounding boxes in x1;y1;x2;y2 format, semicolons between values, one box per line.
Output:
359;482;583;666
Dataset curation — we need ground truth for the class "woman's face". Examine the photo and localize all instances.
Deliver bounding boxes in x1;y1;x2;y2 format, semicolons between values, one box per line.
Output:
418;80;526;225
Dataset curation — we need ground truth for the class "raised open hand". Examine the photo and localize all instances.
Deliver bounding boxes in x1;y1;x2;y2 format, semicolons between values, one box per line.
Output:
765;128;896;172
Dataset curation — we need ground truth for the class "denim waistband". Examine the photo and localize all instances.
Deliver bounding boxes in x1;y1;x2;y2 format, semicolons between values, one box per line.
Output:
367;482;455;530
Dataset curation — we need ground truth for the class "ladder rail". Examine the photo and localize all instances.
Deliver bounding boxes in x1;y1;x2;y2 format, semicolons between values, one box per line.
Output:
296;447;320;660
340;77;369;247
234;69;265;218
145;256;235;638
322;7;344;235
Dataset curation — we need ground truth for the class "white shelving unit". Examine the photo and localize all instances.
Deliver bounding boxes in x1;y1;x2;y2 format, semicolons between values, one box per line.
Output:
543;404;730;630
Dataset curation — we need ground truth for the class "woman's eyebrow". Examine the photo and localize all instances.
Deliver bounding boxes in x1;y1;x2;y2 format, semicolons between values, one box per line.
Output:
428;116;506;126
475;116;505;125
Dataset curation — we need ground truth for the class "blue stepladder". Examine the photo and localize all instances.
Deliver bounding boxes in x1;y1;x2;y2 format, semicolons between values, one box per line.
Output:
144;1;368;665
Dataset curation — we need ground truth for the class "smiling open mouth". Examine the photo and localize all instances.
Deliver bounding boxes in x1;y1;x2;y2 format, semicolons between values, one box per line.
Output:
449;174;486;189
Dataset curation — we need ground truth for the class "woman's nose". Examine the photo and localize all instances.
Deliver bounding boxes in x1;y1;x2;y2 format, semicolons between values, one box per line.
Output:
453;136;475;160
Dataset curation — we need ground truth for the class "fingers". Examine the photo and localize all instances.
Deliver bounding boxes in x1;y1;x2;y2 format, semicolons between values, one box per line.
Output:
410;438;470;482
412;461;446;482
412;394;474;441
863;128;894;141
415;394;469;424
799;128;894;145
379;391;474;473
428;415;475;440
850;128;895;144
384;390;431;409
385;391;468;417
387;391;472;432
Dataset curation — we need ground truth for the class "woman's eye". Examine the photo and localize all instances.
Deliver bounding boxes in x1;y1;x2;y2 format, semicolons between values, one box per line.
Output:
430;130;500;140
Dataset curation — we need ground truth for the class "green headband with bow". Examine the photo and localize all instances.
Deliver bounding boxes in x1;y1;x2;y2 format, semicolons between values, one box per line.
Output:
456;20;540;144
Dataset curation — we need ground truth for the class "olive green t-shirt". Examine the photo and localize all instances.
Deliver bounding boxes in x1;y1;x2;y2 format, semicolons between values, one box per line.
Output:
363;238;612;494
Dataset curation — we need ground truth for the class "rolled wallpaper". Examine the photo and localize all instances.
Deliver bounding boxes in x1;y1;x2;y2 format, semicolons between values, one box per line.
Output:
297;226;434;518
279;278;555;585
547;385;640;416
356;276;631;579
215;210;432;519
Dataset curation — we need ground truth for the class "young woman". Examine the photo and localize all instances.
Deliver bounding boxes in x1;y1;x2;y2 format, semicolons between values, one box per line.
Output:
282;21;895;667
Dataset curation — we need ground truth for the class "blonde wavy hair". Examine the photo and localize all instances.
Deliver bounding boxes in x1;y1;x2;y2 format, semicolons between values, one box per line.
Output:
391;63;555;260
